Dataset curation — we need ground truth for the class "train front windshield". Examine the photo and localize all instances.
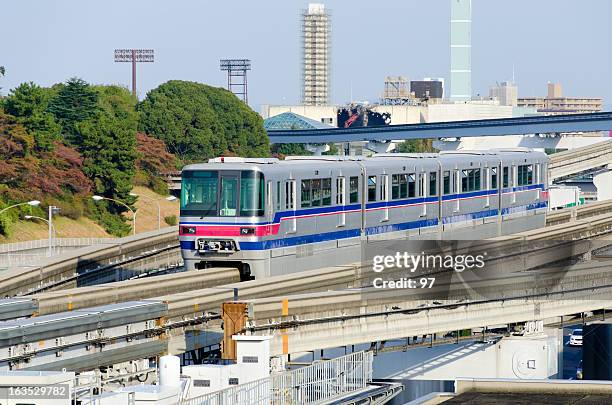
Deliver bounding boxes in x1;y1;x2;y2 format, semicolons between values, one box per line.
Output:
181;170;265;217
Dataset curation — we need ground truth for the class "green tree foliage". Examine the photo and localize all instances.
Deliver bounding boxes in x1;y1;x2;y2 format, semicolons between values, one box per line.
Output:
48;77;99;143
3;82;61;151
271;143;312;158
76;86;138;211
138;80;269;162
396;139;434;153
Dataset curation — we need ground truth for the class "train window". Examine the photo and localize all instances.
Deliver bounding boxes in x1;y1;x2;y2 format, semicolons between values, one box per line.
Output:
322;178;332;206
301;180;311;208
239;171;264;217
527;165;533;185
181;170;219;216
350;176;359;203
462;169;481;192
503;167;509;188
399;174;408;198
429;172;437;196
408;174;416;198
311;179;322;207
517;165;534;186
276;181;281;210
368;176;377;202
475;169;481;190
491;167;498;189
391;174;401;200
443;171;451;194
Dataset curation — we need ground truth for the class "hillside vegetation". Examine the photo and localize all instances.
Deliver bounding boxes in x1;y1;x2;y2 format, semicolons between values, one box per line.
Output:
0;79;269;239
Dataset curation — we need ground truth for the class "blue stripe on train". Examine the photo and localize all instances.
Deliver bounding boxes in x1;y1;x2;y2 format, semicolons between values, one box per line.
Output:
180;202;547;251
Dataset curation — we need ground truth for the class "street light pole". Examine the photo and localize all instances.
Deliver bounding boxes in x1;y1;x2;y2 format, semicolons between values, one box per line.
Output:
129;193;177;230
24;215;57;257
0;200;41;216
92;196;137;236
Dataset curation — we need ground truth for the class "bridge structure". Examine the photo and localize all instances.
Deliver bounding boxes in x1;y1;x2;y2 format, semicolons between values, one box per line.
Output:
266;112;612;144
1;201;612;373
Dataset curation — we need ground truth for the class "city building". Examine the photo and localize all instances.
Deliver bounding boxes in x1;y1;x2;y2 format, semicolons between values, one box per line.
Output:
450;0;472;101
518;82;603;115
302;3;330;106
489;81;518;106
411;78;444;99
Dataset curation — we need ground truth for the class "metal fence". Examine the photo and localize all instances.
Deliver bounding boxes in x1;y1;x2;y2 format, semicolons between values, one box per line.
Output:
181;351;373;405
0;237;116;254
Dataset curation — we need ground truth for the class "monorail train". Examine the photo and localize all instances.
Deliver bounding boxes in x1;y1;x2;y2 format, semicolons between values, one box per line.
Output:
179;150;548;279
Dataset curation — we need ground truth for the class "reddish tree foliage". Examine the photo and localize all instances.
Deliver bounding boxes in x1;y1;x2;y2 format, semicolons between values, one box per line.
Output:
135;132;176;174
0;111;92;200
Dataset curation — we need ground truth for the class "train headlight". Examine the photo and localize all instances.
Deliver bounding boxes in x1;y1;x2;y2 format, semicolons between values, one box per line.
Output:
181;226;197;235
240;227;256;236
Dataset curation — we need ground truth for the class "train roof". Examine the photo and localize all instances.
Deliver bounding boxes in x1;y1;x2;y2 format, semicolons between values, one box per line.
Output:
181;150;547;172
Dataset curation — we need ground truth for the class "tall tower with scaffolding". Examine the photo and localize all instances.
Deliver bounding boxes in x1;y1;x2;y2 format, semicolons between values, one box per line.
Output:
450;0;472;101
302;3;330;106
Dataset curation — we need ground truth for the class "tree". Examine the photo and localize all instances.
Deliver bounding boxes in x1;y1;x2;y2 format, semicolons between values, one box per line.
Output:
0;66;5;76
396;139;434;153
138;80;269;162
3;82;61;151
78;113;137;205
48;77;99;143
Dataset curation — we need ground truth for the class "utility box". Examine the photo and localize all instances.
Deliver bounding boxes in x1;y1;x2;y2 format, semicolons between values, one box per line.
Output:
183;335;272;399
119;385;180;405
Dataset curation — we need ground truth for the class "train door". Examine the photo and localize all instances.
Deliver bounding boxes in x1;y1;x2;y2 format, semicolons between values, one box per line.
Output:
454;169;460;212
336;176;346;227
219;171;240;217
511;164;517;204
419;172;426;217
484;167;490;207
535;163;541;201
284;179;296;233
381;174;389;222
266;181;273;222
360;167;367;235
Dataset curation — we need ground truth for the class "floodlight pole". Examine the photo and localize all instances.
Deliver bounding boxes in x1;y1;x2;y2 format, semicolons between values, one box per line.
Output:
132;50;137;97
114;49;155;98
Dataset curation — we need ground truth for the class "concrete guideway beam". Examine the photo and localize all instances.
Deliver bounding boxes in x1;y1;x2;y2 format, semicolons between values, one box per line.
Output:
267;112;612;144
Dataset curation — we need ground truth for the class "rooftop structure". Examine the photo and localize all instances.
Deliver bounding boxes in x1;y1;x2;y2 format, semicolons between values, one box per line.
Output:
263;111;334;131
302;3;330;106
381;76;415;105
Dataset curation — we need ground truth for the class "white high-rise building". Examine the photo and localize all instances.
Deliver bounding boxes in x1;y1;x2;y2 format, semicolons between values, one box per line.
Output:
450;0;472;101
302;3;330;106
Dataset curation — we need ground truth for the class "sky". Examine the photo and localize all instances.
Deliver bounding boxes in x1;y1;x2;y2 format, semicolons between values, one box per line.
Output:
1;0;611;111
